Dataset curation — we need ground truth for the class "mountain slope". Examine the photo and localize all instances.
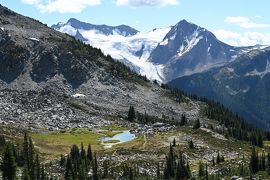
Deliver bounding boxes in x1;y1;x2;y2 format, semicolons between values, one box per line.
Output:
2;5;270;180
0;4;200;129
168;47;270;129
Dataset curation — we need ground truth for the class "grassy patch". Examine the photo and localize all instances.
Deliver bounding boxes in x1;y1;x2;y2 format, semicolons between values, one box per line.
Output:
110;136;145;151
101;124;129;131
103;139;120;144
264;141;270;147
31;131;104;159
101;131;121;137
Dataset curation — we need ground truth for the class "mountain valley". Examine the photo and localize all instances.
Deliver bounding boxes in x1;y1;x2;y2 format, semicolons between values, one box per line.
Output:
0;3;270;180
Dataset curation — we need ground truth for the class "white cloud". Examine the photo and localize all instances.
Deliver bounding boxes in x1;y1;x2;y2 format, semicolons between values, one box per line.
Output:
214;29;270;46
225;16;249;24
239;22;270;29
115;0;179;7
225;16;270;29
21;0;101;13
21;0;40;5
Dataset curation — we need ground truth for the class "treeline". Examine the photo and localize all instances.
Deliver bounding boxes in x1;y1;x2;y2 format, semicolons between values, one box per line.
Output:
0;133;47;180
249;147;270;175
204;101;266;147
61;143;154;179
163;144;191;179
163;85;270;147
127;105;188;127
61;143;98;180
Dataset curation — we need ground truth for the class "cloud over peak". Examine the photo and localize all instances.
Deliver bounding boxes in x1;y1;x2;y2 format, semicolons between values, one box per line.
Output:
115;0;180;7
21;0;101;13
225;16;270;29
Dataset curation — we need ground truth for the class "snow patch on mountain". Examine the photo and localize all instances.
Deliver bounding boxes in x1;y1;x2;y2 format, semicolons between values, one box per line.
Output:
245;60;270;78
56;24;171;82
176;29;203;57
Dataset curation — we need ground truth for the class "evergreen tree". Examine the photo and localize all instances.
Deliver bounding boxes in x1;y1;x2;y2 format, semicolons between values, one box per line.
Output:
81;143;86;159
22;165;30;180
35;154;41;180
0;135;6;147
239;163;244;176
93;153;99;180
250;147;259;174
1;144;17;180
257;133;263;148
128;167;134;180
180;114;187;126
29;137;36;180
172;138;176;147
65;155;73;180
163;144;175;179
267;153;270;175
102;160;109;179
87;144;93;162
23;133;29;168
216;152;221;164
198;161;205;177
205;163;208;180
186;161;191;178
193;119;201;129
60;154;66;167
156;163;160;179
41;164;46;180
128;106;136;122
189;139;194;149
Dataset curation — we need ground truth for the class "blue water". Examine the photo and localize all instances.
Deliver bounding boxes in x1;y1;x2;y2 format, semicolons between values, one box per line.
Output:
100;130;136;144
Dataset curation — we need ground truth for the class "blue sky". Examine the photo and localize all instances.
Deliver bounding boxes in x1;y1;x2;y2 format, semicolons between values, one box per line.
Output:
1;0;270;46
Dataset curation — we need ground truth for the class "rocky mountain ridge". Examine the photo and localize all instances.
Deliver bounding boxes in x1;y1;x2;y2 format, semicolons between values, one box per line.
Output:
168;47;270;129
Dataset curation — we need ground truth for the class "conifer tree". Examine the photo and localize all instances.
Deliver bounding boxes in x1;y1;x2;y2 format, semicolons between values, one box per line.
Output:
41;164;46;180
22;165;30;180
216;152;221;164
180;114;187;126
257;133;263;148
172;138;176;147
128;106;136;122
23;133;29;168
198;161;205;177
156;163;160;179
1;144;17;180
35;154;41;180
60;154;66;167
205;163;208;180
92;153;99;180
189;139;194;149
267;153;270;175
65;155;73;180
0;135;6;147
250;147;259;174
29;137;36;180
193;119;201;129
87;144;93;162
81;143;86;159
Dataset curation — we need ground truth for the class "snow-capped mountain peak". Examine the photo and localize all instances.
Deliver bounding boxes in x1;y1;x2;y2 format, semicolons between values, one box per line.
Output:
52;19;264;83
52;18;139;37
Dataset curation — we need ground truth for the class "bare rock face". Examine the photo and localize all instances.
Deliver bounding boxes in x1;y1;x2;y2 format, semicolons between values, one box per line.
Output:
0;29;29;83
